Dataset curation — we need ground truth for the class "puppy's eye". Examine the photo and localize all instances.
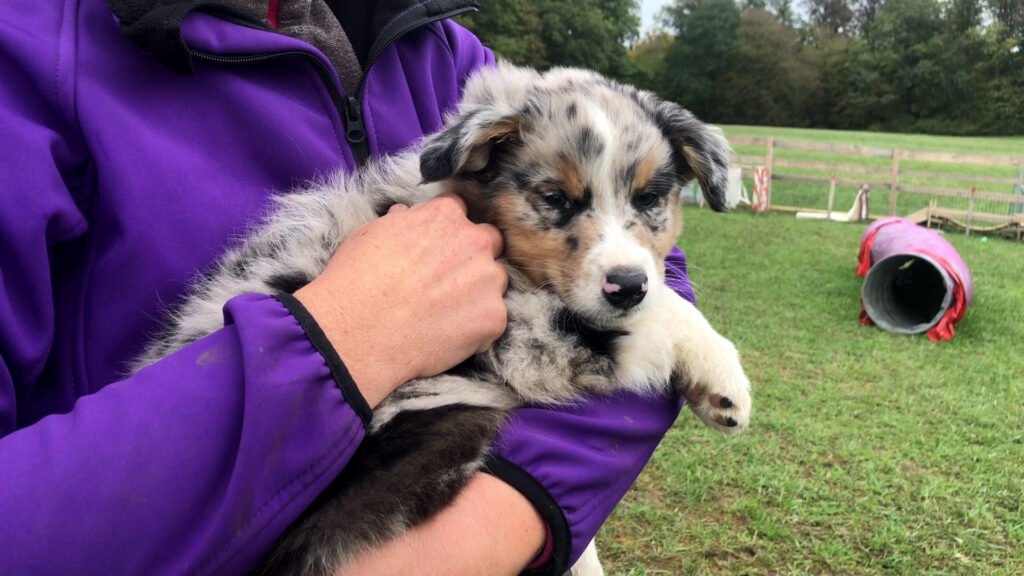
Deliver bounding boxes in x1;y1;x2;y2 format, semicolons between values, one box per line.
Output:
543;190;573;211
633;191;660;210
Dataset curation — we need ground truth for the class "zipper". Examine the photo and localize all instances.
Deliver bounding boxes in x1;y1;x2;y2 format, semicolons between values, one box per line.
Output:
363;3;479;79
189;48;353;143
344;96;367;147
190;48;372;166
189;1;479;167
342;2;479;165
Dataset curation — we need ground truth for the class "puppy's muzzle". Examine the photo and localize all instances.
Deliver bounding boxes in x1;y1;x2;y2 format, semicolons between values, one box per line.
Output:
602;268;648;310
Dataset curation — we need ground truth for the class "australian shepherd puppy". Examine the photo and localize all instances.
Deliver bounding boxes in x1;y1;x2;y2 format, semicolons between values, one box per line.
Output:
135;63;752;576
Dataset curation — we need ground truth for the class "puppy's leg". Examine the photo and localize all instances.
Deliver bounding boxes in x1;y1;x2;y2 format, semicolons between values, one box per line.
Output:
567;539;605;576
665;292;751;431
619;290;751;432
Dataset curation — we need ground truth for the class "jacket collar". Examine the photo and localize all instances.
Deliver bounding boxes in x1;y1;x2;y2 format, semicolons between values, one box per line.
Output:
108;0;279;74
106;0;476;82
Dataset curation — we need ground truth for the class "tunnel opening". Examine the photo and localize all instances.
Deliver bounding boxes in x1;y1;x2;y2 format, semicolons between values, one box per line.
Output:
862;254;953;334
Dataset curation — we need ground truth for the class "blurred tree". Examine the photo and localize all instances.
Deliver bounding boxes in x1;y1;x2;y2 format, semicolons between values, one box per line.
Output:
719;8;819;126
456;0;1022;135
975;25;1024;134
626;30;675;94
805;0;855;34
459;0;640;76
868;0;973;129
948;0;982;34
458;0;547;66
988;0;1023;42
809;32;900;129
542;0;639;74
661;0;742;119
768;0;796;26
852;0;884;34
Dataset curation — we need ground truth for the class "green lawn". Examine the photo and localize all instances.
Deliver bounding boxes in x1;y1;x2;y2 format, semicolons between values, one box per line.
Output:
722;125;1024;156
599;207;1024;575
720;126;1024;220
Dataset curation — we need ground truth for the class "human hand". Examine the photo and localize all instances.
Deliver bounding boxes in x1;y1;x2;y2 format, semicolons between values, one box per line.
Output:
295;193;507;408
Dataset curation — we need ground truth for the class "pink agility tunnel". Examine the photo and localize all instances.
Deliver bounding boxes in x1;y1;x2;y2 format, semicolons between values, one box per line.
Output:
856;217;973;341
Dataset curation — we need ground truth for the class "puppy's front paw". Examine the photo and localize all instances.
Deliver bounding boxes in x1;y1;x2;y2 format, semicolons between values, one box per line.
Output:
678;337;751;433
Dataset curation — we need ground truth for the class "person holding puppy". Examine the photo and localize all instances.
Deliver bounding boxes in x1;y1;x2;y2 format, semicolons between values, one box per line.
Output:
0;1;693;573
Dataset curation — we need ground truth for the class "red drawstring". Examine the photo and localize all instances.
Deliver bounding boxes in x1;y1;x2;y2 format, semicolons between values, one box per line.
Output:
267;0;281;28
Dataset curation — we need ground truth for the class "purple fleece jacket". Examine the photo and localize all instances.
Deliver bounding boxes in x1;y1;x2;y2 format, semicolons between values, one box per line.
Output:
0;1;693;573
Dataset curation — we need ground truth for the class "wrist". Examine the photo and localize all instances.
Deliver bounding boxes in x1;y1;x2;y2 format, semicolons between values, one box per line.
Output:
339;473;545;575
288;286;403;409
484;454;569;574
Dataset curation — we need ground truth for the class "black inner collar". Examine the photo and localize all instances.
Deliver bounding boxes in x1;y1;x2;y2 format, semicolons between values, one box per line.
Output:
328;0;415;68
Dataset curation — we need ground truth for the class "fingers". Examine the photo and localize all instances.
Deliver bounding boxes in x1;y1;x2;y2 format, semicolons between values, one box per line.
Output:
433;191;468;214
387;191;463;216
478;223;504;258
432;193;503;258
498;261;510;294
477;299;508;355
388;194;504;259
387;194;464;221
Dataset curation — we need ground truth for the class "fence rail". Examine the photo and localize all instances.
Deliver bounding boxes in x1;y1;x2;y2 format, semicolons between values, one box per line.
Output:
729;136;1024;239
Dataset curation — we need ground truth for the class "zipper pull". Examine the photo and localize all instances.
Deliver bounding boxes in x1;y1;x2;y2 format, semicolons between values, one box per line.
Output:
345;96;366;144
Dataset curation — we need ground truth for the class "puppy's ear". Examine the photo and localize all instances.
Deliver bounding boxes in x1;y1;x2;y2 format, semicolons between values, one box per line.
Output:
644;98;732;212
420;109;521;183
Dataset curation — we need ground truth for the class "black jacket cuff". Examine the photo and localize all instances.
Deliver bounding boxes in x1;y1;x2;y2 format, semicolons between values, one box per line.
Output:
273;292;373;428
483;454;571;575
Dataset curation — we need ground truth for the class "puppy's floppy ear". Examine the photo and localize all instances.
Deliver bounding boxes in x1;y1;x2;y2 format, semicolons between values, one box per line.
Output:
644;98;732;212
420;109;521;183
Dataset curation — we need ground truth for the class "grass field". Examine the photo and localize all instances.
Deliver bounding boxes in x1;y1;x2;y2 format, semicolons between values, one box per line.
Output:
721;126;1024;221
598;207;1024;575
722;125;1024;156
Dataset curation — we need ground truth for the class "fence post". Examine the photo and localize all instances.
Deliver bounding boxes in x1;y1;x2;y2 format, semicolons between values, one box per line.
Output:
889;149;901;216
966;187;976;236
827;175;836;219
752;167;770;214
766;137;775;207
1013;163;1024;216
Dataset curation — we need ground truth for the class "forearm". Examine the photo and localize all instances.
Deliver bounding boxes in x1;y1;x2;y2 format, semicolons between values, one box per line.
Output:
340;473;546;576
0;294;368;576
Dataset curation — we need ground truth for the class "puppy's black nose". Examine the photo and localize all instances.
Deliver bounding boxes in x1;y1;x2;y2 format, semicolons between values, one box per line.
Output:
603;269;648;309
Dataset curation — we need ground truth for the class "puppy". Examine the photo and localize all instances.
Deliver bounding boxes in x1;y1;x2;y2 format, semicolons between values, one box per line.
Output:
135;62;752;576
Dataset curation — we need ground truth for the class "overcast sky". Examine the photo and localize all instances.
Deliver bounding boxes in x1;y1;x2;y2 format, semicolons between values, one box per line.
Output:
639;0;672;36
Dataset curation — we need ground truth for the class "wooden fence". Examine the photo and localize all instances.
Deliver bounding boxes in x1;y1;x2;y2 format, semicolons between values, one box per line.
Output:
729;136;1024;239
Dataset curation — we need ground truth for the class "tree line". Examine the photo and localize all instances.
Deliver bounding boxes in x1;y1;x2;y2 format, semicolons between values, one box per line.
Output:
459;0;1023;136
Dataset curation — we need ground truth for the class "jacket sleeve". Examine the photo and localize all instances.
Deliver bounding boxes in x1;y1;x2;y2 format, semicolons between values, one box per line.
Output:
0;9;367;575
488;247;694;574
0;295;369;576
